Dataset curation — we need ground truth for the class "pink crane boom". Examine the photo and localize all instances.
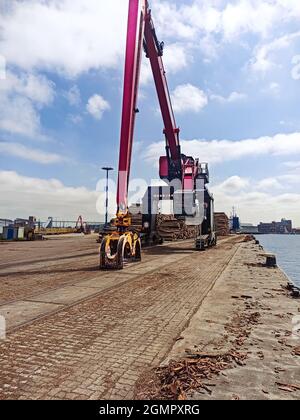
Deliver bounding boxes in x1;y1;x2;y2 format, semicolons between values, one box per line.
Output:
117;0;201;220
117;0;146;220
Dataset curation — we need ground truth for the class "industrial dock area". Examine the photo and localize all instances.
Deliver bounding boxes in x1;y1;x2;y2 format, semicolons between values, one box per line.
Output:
0;233;299;400
1;0;300;404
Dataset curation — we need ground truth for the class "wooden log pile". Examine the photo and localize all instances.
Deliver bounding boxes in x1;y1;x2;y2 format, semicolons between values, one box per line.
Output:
156;214;199;241
130;212;143;232
128;204;200;241
214;212;230;236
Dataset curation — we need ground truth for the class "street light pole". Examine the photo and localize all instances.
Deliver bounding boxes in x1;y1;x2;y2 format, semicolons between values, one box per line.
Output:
102;167;114;228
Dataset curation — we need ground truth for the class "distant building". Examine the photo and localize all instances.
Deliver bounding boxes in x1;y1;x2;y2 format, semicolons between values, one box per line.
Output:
258;219;292;234
240;224;259;234
0;219;13;236
14;218;29;227
0;219;13;227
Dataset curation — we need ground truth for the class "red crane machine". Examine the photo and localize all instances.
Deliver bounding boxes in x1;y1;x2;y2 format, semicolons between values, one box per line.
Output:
100;0;215;269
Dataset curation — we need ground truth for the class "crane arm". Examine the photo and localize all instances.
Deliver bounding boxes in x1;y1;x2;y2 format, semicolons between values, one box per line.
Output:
117;0;146;217
143;8;181;168
116;0;202;224
143;8;202;190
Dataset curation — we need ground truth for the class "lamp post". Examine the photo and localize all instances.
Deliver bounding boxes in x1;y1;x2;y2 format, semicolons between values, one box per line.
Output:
102;167;114;228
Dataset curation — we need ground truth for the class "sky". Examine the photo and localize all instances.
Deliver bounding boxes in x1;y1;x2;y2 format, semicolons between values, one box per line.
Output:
0;0;300;226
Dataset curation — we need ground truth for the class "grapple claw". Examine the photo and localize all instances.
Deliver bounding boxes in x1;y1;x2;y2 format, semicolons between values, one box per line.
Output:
100;231;141;270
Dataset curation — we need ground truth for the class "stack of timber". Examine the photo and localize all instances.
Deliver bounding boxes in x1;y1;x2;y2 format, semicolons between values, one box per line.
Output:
156;214;199;242
128;205;200;241
130;212;143;233
214;212;230;236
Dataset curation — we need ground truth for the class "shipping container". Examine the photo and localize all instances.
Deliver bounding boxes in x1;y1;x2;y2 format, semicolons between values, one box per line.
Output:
3;227;14;240
13;228;19;240
18;227;25;240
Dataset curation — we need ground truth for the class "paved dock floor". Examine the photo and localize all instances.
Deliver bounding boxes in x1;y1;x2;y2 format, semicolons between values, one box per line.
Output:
0;236;299;400
0;235;239;400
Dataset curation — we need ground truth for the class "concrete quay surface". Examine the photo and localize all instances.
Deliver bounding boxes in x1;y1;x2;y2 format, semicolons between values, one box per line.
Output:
139;240;300;400
0;235;299;400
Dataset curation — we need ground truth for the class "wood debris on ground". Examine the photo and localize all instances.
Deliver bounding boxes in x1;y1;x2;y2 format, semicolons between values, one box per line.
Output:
135;351;247;400
292;347;300;356
276;382;300;393
135;309;261;400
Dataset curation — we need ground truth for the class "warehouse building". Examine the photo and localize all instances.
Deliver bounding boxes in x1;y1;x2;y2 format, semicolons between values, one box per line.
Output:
258;219;293;234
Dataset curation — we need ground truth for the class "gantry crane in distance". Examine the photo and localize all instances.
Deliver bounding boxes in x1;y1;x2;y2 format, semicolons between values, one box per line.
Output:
100;0;215;269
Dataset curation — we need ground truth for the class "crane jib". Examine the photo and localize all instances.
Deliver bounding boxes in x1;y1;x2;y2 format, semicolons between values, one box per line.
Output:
117;0;188;216
117;0;146;214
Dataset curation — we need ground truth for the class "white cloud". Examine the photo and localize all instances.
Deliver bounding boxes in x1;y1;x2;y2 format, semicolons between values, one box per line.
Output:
0;71;55;106
210;91;247;104
68;114;83;125
86;94;110;120
0;0;128;77
154;0;283;42
0;71;55;137
261;82;281;97
215;176;250;193
280;174;300;185
291;55;300;80
212;175;300;226
0;171;99;220
0;95;41;138
220;1;281;40
153;0;300;73
145;132;300;165
140;43;189;86
2;0;300;79
0;142;65;164
0;54;6;80
181;4;221;35
171;84;208;114
153;1;300;49
152;2;197;41
284;160;300;169
140;59;153;87
256;177;283;191
250;31;300;73
269;82;280;95
163;43;189;74
64;85;81;106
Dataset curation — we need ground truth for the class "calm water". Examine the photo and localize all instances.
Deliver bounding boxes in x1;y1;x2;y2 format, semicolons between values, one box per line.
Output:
257;235;300;288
